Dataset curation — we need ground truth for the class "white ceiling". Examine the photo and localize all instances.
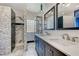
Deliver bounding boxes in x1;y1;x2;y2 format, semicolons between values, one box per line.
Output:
0;3;55;20
26;3;41;12
0;3;42;19
0;3;41;13
0;3;27;12
0;3;55;13
1;3;79;16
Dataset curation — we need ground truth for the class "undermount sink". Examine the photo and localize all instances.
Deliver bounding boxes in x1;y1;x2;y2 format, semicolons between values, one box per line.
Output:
57;39;78;46
49;39;78;46
39;34;79;46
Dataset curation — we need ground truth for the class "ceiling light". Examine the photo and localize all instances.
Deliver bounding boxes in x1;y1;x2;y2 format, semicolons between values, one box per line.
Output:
66;3;71;7
62;3;71;7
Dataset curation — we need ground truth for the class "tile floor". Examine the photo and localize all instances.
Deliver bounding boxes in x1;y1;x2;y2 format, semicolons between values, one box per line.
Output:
8;43;24;56
23;42;37;56
8;42;37;56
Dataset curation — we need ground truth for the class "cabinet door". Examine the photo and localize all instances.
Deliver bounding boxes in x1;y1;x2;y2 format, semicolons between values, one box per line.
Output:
35;36;37;50
35;36;45;56
41;40;45;56
50;46;66;56
45;43;54;56
38;39;42;56
53;48;66;56
35;36;39;55
38;39;45;56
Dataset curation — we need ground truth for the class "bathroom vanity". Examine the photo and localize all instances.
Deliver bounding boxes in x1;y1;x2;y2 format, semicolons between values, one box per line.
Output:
35;33;79;56
34;3;79;56
35;34;66;56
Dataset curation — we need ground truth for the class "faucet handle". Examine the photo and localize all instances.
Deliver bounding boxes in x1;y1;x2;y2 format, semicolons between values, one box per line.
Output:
72;37;79;42
62;34;70;40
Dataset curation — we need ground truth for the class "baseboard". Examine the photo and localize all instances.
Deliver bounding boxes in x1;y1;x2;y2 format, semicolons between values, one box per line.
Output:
27;40;34;43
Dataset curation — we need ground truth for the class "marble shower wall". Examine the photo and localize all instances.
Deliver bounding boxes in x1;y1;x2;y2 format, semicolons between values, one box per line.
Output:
0;6;11;55
15;25;24;49
24;19;27;50
15;15;24;50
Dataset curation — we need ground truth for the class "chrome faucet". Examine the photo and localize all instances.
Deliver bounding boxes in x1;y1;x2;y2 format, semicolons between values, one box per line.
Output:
72;37;79;42
62;34;70;40
45;31;50;35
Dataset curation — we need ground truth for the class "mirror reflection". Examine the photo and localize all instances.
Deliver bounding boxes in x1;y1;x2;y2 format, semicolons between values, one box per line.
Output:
44;7;55;30
57;3;79;29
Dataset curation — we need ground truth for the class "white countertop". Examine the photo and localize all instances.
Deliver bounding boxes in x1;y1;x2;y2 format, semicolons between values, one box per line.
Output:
35;34;79;56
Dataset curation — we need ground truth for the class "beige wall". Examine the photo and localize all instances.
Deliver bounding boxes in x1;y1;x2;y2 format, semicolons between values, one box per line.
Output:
62;12;75;28
63;16;74;28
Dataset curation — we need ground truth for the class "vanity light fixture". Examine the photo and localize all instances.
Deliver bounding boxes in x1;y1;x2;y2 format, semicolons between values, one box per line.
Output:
62;3;71;7
66;3;71;7
40;3;43;12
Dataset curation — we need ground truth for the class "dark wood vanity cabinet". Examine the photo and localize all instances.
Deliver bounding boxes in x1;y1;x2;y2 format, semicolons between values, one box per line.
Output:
35;35;66;56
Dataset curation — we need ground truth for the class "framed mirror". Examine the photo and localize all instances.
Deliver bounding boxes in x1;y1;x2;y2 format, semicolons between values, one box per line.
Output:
56;3;79;30
44;6;55;30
